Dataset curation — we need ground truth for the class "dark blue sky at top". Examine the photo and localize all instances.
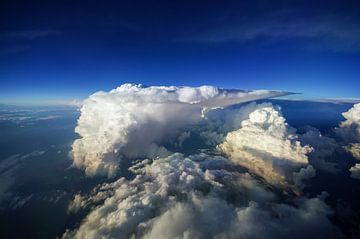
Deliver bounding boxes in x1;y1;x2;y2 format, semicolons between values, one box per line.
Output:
1;0;360;104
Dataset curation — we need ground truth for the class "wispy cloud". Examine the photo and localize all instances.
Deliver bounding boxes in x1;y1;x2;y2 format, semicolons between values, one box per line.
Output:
1;29;60;40
177;4;360;53
0;45;31;55
315;98;360;104
0;29;60;55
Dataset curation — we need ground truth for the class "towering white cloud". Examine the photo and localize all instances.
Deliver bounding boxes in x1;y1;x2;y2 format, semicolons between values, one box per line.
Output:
199;102;272;146
337;103;360;179
71;84;288;177
337;103;360;142
218;103;313;190
350;163;360;179
62;94;350;238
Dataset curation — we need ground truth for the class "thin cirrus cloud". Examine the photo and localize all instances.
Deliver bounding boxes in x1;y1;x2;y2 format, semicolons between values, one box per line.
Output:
0;29;60;40
0;150;46;203
0;29;60;55
177;4;360;53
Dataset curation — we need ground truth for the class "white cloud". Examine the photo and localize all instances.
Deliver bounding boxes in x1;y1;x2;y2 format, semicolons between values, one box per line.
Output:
218;104;313;191
346;143;360;161
67;194;86;214
337;103;360;142
63;153;214;238
71;84;288;177
222;193;338;239
63;86;357;237
200;102;271;146
336;103;360;177
63;153;340;239
341;103;360;128
350;163;360;179
300;128;340;173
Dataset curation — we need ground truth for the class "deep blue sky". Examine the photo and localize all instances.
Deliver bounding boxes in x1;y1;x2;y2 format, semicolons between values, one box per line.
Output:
1;0;360;104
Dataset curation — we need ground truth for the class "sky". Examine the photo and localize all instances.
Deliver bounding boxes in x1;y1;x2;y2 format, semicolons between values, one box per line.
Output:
1;0;360;104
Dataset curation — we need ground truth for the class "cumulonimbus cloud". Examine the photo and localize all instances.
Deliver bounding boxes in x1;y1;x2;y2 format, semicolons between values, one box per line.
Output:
336;103;360;178
64;87;357;238
337;103;360;142
71;84;289;177
218;103;314;191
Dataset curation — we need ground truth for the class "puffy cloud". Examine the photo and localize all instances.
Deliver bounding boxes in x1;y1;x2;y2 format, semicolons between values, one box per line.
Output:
218;104;313;190
71;84;288;177
200;102;272;146
62;153;216;238
300;128;340;173
350;164;360;179
67;194;86;214
336;103;360;178
347;144;360;180
293;165;316;190
63;153;339;239
174;131;191;148
222;193;338;239
337;103;360;142
64;87;354;238
346;143;360;161
143;194;338;239
341;103;360;130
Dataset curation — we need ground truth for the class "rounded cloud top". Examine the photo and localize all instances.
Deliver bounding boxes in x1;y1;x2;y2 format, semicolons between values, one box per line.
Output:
71;83;288;177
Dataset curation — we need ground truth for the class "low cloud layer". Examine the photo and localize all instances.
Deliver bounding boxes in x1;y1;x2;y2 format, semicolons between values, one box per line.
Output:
63;153;339;239
0;150;46;204
71;84;288;177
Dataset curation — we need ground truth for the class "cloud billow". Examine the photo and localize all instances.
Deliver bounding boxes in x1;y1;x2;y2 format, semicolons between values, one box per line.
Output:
63;153;339;239
64;84;360;238
71;83;288;177
336;103;360;178
218;103;314;191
